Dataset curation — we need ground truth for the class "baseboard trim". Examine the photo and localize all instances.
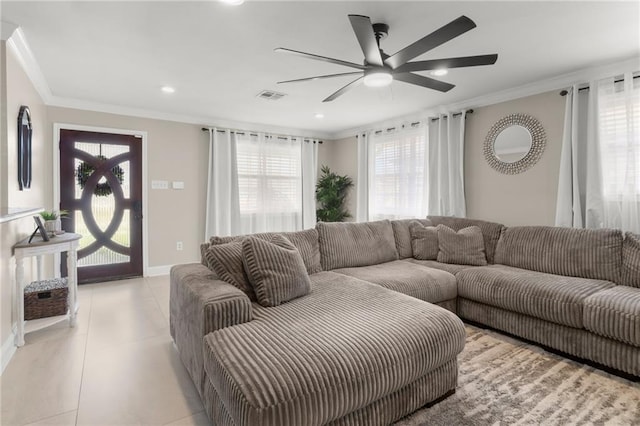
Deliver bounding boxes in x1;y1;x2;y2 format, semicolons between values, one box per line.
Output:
1;330;17;375
146;265;172;277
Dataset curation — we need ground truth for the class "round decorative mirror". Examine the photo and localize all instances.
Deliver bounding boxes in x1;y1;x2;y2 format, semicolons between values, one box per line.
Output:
484;113;546;174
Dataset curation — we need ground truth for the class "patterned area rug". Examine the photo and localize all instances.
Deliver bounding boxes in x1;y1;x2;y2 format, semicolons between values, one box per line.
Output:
396;326;640;425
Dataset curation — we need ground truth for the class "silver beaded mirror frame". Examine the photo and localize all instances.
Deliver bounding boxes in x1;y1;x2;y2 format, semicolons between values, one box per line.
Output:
483;113;546;174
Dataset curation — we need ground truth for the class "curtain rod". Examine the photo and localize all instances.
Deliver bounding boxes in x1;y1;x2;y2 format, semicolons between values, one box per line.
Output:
366;109;474;136
559;75;639;96
201;127;323;144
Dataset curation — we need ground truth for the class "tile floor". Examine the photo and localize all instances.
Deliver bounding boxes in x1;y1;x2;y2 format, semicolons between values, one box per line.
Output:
1;276;212;426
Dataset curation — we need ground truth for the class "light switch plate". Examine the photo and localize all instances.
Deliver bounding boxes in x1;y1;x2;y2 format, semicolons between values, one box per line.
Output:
172;181;185;190
151;180;169;190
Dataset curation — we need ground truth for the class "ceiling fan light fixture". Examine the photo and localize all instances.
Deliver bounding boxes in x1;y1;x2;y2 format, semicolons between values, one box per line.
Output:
363;69;393;87
431;69;448;76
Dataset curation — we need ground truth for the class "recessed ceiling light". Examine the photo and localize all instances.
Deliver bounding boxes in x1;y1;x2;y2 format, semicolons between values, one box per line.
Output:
219;0;244;5
431;69;448;77
161;86;175;94
315;113;325;119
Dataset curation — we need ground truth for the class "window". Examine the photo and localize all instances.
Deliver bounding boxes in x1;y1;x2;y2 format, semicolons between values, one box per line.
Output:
598;76;640;199
235;134;302;232
369;127;427;220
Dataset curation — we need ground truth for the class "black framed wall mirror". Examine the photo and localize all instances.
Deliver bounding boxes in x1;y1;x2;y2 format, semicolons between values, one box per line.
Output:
18;105;32;190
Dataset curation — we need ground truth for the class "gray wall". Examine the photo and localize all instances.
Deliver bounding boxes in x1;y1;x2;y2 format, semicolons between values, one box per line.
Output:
464;90;565;226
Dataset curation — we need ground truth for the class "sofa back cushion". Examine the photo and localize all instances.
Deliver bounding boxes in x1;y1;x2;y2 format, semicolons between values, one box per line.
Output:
242;235;311;307
494;226;623;282
207;228;322;275
437;225;488;266
621;232;640;288
317;220;398;270
391;218;432;259
428;216;504;264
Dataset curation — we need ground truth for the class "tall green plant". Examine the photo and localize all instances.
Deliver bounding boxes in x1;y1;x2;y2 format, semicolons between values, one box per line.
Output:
316;165;353;222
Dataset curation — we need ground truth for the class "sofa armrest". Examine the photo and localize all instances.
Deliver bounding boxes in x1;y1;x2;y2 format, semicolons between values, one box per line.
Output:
169;263;252;396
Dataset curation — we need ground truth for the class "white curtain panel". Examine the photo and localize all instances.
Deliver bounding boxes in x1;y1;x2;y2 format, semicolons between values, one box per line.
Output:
599;72;640;233
556;73;639;233
205;129;241;238
368;125;429;220
235;132;303;233
355;132;371;222
301;140;319;229
427;112;467;217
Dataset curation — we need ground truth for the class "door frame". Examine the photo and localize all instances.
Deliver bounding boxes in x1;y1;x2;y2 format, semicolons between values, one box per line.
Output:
53;123;149;278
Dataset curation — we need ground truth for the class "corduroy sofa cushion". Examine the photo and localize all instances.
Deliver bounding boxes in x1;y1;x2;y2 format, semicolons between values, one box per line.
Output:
206;228;323;275
494;226;624;282
333;260;457;303
622;232;640;288
457;265;616;328
404;258;477;275
409;220;439;260
391;218;432;259
203;242;255;301
317;220;398;270
242;235;311;307
437;225;488;266
428;216;504;264
203;271;465;426
584;286;640;347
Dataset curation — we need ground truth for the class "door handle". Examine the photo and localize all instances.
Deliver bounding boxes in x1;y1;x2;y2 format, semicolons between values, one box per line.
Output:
133;200;143;220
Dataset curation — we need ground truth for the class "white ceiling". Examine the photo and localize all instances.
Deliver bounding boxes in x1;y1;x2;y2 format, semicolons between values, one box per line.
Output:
2;1;639;138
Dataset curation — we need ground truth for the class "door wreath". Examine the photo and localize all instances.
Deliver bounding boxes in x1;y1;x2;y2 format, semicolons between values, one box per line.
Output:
76;155;125;197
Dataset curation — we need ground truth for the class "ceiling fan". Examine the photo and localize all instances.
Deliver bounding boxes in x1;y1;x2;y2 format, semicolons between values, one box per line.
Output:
275;14;498;102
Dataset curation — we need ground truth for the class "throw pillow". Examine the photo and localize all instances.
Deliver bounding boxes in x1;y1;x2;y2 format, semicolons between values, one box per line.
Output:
242;235;311;307
409;221;439;260
437;225;488;266
203;241;256;300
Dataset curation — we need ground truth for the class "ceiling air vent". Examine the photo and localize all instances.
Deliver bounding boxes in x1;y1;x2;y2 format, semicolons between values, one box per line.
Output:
256;90;286;101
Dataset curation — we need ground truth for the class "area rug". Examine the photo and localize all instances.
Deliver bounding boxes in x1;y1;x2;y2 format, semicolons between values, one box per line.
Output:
396;326;640;425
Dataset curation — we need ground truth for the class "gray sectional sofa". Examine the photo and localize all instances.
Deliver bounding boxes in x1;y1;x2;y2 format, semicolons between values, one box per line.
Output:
170;217;640;426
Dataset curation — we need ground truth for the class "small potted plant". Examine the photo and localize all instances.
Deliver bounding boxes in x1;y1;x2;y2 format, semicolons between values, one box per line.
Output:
40;210;68;234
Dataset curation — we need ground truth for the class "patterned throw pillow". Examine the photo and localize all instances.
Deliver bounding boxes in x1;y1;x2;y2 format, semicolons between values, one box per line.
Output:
409;221;439;260
436;225;488;266
242;235;311;307
203;241;256;300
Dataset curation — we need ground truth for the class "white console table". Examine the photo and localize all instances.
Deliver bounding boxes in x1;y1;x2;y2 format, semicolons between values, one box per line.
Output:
13;233;82;346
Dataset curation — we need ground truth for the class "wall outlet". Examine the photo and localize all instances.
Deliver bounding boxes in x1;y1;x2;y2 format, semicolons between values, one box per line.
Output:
176;241;183;251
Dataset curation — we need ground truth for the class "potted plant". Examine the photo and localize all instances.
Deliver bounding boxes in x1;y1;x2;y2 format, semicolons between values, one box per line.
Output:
40;210;68;233
316;166;353;222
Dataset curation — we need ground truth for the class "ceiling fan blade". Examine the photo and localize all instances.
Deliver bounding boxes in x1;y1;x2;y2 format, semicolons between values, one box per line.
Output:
275;48;366;70
323;76;364;102
394;54;498;73
348;15;383;67
277;72;363;84
385;16;477;69
394;72;455;92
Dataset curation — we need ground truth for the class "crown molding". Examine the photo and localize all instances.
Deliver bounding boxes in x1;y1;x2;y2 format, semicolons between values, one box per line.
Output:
328;55;640;140
6;27;53;103
47;96;333;139
1;21;18;41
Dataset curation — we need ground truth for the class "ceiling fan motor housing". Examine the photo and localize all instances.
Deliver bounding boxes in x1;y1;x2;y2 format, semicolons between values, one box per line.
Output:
372;23;389;41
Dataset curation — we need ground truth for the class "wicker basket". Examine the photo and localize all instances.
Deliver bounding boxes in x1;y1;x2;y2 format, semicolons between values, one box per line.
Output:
24;278;68;320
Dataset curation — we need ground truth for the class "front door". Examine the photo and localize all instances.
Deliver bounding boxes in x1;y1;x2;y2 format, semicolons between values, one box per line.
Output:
59;129;143;283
